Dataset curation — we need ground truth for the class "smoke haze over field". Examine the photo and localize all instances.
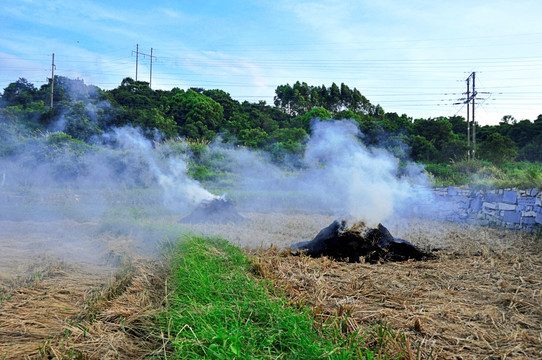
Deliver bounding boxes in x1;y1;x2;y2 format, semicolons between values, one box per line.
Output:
0;124;220;265
105;127;217;212
303;120;430;225
0;126;215;217
0;119;435;225
219;119;432;226
0;117;437;267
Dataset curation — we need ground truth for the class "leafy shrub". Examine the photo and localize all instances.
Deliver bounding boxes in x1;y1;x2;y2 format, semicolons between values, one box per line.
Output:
188;164;218;181
423;163;468;186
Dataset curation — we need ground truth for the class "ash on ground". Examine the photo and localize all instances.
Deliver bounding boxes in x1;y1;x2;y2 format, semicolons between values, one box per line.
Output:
291;219;432;263
179;197;245;224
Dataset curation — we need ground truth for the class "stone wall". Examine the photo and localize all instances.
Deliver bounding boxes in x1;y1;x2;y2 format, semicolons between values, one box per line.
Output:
426;187;541;232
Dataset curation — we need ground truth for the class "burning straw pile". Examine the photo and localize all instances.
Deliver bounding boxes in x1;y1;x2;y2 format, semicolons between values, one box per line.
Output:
252;221;542;359
291;219;431;263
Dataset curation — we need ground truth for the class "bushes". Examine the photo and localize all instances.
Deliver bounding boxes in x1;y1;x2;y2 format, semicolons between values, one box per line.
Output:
423;160;542;188
423;163;468;186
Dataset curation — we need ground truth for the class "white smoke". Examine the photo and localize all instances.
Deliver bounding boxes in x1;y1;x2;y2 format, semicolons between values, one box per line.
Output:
220;119;432;227
108;127;217;212
0;121;226;268
303;120;427;226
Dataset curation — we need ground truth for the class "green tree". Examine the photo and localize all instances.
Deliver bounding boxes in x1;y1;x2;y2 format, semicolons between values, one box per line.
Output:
274;84;294;114
62;101;102;141
477;132;518;165
412;117;454;150
410;135;439;162
448;116;467;135
333;110;362;122
203;89;241;120
223;112;250;140
309;87;322;108
327;82;341;112
268;128;308;163
167;90;224;140
238;127;269;148
134;107;179;138
291;107;332;132
1;78;37;108
518;135;542;162
382;112;412;133
107;77;159;109
440;135;468;162
291;81;310;115
339;83;352;109
519;115;542;161
273;82;375;118
351;88;372;114
272;127;308;146
505;119;536;148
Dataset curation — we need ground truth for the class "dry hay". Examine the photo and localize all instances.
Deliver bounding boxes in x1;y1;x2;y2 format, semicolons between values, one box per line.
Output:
175;211;337;249
0;260;168;359
0;219;147;303
0;220;102;285
0;219;169;359
250;221;542;359
57;260;168;359
0;263;113;358
2;213;540;359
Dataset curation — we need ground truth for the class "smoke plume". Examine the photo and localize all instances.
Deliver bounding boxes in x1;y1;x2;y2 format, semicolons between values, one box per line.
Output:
105;127;217;212
217;119;432;227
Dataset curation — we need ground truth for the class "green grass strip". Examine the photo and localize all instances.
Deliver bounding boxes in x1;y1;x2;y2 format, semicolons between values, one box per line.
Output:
162;236;370;359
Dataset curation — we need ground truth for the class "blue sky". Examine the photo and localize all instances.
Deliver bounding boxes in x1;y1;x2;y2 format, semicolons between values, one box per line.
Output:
1;0;542;125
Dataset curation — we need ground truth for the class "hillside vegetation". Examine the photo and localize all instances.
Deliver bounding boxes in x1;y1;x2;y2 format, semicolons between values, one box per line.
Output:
1;76;541;188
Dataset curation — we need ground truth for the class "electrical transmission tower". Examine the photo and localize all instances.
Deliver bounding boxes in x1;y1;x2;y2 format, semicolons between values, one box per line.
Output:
466;72;476;160
132;44;157;88
455;72;488;161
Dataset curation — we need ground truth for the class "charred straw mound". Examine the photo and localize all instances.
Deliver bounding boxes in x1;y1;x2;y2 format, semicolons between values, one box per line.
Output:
291;219;432;263
179;198;245;224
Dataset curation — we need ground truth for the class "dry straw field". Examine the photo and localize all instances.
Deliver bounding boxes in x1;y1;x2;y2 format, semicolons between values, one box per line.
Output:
249;218;542;359
190;213;542;358
0;213;541;359
0;219;168;358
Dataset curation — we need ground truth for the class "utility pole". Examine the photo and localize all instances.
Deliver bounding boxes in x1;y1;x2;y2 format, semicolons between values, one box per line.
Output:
463;72;477;160
132;44;139;81
456;72;489;160
50;53;55;108
471;72;476;160
150;48;155;88
132;45;156;87
466;76;470;160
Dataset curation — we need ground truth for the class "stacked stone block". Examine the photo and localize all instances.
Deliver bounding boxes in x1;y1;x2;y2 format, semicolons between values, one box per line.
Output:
430;187;541;232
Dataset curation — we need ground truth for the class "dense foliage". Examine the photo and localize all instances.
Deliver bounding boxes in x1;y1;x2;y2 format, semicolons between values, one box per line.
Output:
1;76;541;186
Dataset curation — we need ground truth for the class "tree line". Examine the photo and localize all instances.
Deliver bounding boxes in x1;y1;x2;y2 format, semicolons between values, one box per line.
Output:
1;76;541;166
